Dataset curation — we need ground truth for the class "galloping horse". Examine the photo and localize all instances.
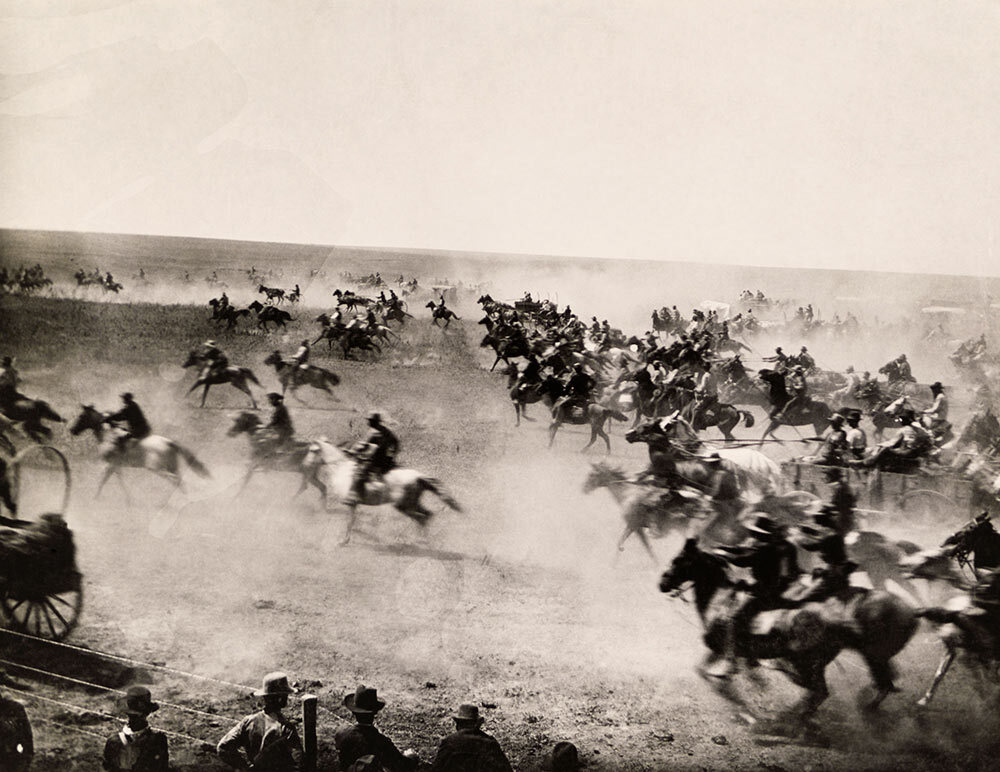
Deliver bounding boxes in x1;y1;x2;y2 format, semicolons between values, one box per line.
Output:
263;351;341;399
248;300;292;331
756;369;833;440
182;351;261;408
545;384;630;452
679;396;755;442
1;396;64;442
70;406;210;499
660;538;920;720
257;284;285;303
426;301;461;328
583;462;714;560
480;333;529;371
303;441;463;546
226;412;329;502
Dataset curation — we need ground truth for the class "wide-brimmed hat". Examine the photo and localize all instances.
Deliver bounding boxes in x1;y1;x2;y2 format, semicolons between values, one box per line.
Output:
930;381;944;393
846;410;862;422
829;413;844;426
267;392;284;403
253;672;298;697
343;685;385;714
452;704;483;724
542;742;586;771
120;392;134;401
124;686;160;716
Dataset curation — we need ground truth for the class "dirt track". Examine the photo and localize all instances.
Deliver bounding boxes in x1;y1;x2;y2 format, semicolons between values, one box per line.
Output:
3;291;1000;771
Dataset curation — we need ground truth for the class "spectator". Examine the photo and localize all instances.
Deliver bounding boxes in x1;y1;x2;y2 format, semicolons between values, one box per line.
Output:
217;672;302;771
102;686;168;771
541;742;585;771
428;703;513;772
0;684;33;772
334;685;417;771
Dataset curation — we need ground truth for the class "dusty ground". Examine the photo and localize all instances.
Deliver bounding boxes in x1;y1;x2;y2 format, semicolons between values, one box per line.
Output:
2;290;1000;771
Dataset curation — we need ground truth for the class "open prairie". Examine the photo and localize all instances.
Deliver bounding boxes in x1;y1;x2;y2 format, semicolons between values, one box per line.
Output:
3;231;1000;770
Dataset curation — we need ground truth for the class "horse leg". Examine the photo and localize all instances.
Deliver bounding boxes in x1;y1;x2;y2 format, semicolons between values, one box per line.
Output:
200;383;211;408
594;420;612;455
235;380;256;409
862;655;899;711
548;420;559;448
513;400;521;427
917;647;956;707
95;465;115;498
114;469;133;506
340;505;358;546
635;527;657;563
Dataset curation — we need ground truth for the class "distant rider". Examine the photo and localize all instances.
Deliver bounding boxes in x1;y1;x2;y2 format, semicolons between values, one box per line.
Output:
346;412;399;507
106;392;151;453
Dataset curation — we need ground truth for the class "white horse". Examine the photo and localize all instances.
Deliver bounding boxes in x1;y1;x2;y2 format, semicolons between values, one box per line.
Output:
69;406;210;500
305;442;462;545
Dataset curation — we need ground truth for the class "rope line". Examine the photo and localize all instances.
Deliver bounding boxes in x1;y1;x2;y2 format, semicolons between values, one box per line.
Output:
0;658;242;723
5;686;215;748
0;628;252;692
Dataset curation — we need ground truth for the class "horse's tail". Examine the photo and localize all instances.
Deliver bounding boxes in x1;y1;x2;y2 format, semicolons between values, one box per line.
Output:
240;367;261;385
740;410;755;428
171;442;211;478
421;477;462;511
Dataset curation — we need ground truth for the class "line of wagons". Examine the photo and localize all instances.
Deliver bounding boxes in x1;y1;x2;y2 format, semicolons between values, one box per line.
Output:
0;445;82;641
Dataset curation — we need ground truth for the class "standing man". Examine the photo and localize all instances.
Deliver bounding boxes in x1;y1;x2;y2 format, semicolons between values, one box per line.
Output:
102;686;169;772
428;704;513;772
334;686;417;771
217;672;302;771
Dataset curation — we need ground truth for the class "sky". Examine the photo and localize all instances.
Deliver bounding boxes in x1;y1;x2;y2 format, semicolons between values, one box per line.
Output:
1;0;999;276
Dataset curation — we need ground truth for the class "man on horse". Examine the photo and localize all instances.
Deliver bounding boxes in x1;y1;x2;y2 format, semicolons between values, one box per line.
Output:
265;393;295;452
763;347;789;371
554;364;595;415
0;356;21;407
796;346;816;372
105;392;151;453
199;339;229;380
345;412;399;507
716;514;800;676
289;339;310;387
796;506;858;605
775;365;808;421
514;355;542;396
690;361;719;428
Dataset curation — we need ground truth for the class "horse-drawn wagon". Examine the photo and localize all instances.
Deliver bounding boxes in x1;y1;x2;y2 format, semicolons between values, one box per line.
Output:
780;459;994;525
0;444;81;641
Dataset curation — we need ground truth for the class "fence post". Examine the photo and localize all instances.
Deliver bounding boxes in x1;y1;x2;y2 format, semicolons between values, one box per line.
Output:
302;694;317;772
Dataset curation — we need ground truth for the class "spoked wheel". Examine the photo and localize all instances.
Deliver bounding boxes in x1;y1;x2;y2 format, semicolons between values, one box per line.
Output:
1;575;83;640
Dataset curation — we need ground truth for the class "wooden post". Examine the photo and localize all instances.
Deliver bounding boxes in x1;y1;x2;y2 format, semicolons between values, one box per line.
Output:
302;694;317;772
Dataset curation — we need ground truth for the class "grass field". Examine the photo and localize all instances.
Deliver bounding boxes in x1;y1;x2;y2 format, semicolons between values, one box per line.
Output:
2;285;1000;771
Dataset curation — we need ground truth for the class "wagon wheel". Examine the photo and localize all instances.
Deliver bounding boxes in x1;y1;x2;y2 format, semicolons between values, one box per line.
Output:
1;575;83;641
900;489;956;524
10;445;71;519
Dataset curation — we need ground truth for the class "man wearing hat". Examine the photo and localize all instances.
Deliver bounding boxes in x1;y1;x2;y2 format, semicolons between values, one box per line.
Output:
716;514;801;676
0;356;21;407
796;507;858;605
346;412;399;507
105;392;151;455
265;392;295;451
815;414;848;467
428;703;513;772
921;382;949;439
199;339;230;381
334;685;417;771
539;742;585;772
290;339;311;387
777;365;808;421
217;672;302;771
102;686;168;771
0;682;33;772
845;411;867;461
866;408;933;472
796;346;815;372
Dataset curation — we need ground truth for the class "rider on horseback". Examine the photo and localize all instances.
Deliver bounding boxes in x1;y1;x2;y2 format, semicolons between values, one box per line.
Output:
921;382;949;438
105;392;151;453
795;346;816;372
515;355;542;396
690;362;719;428
264;392;294;453
796;506;858;604
866;408;933;471
345;412;399;507
776;365;808;421
0;356;21;406
716;514;800;676
290;339;310;386
554;364;595;415
199;339;229;380
763;347;789;372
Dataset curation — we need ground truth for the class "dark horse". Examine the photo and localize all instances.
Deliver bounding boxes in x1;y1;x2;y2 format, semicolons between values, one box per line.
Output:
182;351;261;408
248;300;292;331
263;351;341;399
480;333;529;371
679;396;755;442
541;380;629;452
756;369;832;441
660;538;919;722
426;301;461;328
0;395;64;442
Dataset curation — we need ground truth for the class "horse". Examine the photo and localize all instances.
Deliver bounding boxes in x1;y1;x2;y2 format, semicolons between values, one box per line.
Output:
583;462;716;560
955;409;1000;456
333;289;373;311
248;300;293;331
257;284;285;303
263;351;341;399
659;538;920;720
680;396;755;442
70;406;210;500
545;384;630;453
181;351;261;408
480;333;529;371
0;396;64;442
303;441;463;546
426;301;461;328
756;369;833;440
313;317;382;359
226;412;329;502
